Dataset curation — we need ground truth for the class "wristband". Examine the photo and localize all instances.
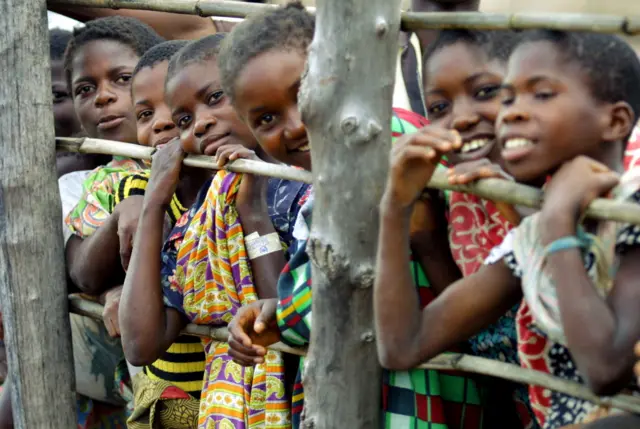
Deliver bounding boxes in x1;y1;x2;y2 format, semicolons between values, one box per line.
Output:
246;232;281;260
543;236;586;256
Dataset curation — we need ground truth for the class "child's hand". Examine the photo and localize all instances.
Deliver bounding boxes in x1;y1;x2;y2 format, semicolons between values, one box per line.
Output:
447;159;513;185
145;139;185;208
228;299;280;366
542;156;619;224
100;285;123;338
214;144;260;168
216;145;270;210
113;196;144;271
635;341;640;386
385;127;461;210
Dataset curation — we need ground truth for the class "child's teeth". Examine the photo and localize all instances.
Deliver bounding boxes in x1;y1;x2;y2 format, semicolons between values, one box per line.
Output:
460;138;489;154
504;138;534;149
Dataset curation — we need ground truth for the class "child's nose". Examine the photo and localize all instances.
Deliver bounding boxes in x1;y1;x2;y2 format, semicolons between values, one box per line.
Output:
153;118;176;134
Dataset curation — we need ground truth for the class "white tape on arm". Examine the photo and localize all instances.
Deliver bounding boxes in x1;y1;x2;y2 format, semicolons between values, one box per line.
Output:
246;232;282;260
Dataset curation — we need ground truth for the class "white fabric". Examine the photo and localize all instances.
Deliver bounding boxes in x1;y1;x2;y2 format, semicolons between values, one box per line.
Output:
393;33;424;113
58;170;91;245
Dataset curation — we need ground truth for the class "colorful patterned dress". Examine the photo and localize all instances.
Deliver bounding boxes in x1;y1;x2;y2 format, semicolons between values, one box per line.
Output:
484;188;640;429
276;108;488;429
446;191;538;428
161;171;308;429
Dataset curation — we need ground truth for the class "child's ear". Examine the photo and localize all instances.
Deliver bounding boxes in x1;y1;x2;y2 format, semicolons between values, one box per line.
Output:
601;101;634;143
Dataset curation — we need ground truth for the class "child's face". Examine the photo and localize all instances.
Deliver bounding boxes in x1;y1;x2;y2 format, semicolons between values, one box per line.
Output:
165;59;256;155
425;42;505;165
70;40;139;143
233;49;311;171
51;59;81;137
132;62;179;147
497;41;609;184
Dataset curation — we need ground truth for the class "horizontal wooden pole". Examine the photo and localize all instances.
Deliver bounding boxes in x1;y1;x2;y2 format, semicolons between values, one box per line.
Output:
57;137;640;225
47;0;640;34
57;137;313;184
67;295;640;414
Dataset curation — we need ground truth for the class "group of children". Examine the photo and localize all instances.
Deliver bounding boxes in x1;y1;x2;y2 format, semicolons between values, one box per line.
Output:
3;1;640;428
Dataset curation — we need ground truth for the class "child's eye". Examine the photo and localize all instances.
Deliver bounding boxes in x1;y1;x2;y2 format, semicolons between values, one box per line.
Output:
207;91;225;106
52;91;69;103
177;115;192;129
259;114;275;126
534;90;556;101
475;85;500;100
74;84;95;97
427;102;448;116
116;74;132;85
137;110;153;121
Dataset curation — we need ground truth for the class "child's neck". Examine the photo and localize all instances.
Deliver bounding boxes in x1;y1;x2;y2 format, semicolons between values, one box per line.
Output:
176;166;213;208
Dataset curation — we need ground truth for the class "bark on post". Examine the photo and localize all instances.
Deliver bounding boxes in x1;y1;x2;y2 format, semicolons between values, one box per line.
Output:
298;0;401;427
0;1;77;427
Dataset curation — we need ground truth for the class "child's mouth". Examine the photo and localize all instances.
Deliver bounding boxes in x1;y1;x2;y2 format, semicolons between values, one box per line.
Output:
502;138;535;162
459;138;492;154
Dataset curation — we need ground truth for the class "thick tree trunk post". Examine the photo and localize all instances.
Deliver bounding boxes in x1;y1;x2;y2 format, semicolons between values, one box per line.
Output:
298;0;401;427
0;1;77;427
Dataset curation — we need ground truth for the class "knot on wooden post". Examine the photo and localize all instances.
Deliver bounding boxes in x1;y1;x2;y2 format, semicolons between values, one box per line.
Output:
375;18;389;37
307;237;349;279
360;330;375;343
340;113;384;147
352;265;375;289
340;116;359;135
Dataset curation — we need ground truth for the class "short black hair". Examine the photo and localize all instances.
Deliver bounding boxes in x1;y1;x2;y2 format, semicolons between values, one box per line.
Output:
218;1;314;102
63;16;164;90
424;29;520;66
50;28;73;61
519;30;640;130
133;39;189;79
166;34;226;84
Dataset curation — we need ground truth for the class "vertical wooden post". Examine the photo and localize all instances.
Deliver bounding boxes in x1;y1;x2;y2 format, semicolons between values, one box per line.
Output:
299;0;401;427
0;0;78;427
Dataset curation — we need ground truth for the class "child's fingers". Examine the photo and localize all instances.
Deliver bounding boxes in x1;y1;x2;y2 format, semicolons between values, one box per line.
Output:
634;341;640;357
228;320;254;348
411;131;457;153
228;342;261;366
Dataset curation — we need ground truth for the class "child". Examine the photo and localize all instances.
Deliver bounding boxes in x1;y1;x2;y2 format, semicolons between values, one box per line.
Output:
220;3;491;428
50;28;106;178
101;39;211;429
64;16;163;296
60;15;163;426
120;33;309;429
375;30;640;429
417;28;541;428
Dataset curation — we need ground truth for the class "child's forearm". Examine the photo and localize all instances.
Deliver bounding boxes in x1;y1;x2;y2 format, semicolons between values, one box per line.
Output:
236;177;283;300
66;216;123;295
542;213;633;395
119;203;184;366
374;196;426;370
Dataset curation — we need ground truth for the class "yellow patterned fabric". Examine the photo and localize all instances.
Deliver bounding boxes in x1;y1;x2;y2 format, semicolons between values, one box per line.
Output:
163;171;290;429
113;172;185;226
65;157;148;239
128;372;200;429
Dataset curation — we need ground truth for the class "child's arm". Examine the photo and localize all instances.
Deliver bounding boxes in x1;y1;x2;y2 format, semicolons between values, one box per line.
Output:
409;194;463;295
541;156;640;395
635;341;640;387
216;145;285;300
119;141;187;366
374;128;521;370
65;196;142;295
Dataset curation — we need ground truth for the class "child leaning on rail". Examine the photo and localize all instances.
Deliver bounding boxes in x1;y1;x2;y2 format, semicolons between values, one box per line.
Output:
374;30;640;429
220;3;505;428
119;33;309;429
